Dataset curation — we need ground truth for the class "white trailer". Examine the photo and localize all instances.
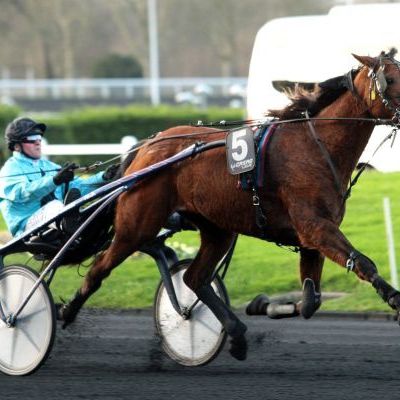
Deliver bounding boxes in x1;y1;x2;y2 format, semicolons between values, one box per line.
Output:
246;3;400;172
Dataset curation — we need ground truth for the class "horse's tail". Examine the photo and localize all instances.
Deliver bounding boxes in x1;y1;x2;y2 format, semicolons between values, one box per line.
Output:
96;139;148;236
116;139;148;179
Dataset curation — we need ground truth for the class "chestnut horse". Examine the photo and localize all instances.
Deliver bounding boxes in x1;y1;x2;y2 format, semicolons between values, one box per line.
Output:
59;51;400;360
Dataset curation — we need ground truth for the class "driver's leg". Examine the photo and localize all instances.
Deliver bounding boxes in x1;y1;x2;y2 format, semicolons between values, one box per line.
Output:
61;188;81;234
24;200;64;232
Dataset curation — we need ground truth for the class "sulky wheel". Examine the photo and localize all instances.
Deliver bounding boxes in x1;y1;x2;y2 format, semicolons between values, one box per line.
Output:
154;259;229;366
0;265;56;376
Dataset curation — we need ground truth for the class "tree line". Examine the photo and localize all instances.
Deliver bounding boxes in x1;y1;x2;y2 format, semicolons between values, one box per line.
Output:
0;0;386;79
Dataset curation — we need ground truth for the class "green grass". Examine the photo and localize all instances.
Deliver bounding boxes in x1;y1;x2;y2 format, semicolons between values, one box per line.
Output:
2;170;400;312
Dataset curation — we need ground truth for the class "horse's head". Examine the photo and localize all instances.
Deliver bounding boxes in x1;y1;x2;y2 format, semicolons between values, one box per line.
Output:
353;49;400;124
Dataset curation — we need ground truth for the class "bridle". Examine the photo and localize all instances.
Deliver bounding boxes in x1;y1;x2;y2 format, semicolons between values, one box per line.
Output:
367;50;400;128
303;51;400;204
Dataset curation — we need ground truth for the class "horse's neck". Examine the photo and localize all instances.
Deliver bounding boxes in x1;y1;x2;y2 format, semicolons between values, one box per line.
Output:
316;91;374;180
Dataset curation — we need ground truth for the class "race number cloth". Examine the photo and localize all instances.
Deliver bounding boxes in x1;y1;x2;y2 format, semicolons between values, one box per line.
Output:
237;123;277;190
226;127;256;175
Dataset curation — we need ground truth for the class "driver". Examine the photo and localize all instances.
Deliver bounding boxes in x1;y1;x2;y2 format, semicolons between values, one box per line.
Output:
0;117;118;237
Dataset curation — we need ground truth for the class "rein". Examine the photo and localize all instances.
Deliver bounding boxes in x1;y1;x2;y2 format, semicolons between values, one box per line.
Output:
0;115;395;180
119;115;393;151
344;128;398;200
2;53;399;182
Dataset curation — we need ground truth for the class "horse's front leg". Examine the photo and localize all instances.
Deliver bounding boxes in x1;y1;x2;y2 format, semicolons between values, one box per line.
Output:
246;248;323;319
297;248;323;319
289;207;400;319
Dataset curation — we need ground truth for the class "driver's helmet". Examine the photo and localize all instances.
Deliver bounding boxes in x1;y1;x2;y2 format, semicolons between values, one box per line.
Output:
5;117;46;151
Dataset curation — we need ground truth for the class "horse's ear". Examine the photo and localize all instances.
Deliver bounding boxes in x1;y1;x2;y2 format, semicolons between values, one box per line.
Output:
352;54;376;68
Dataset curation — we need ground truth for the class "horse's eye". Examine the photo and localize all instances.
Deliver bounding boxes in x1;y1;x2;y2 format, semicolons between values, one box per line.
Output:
386;78;395;85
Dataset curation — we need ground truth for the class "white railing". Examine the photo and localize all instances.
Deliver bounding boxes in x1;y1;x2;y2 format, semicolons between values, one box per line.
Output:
41;136;138;156
0;77;247;100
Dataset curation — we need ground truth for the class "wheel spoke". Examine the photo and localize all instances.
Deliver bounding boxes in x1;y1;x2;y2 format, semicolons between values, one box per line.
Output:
15;275;29;314
195;316;221;336
9;326;18;366
156;262;228;366
18;307;47;323
190;314;195;358
0;276;9;314
0;266;55;375
0;300;7;322
18;325;41;353
159;316;185;334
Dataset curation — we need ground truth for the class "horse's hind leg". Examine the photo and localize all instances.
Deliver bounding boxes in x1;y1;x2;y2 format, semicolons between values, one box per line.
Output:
183;225;248;360
59;187;173;327
59;237;141;327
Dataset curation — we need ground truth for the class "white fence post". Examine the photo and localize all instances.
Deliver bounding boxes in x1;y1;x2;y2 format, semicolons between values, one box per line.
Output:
383;197;398;289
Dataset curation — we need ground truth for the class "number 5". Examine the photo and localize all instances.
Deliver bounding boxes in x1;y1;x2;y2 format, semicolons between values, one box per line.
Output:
231;130;248;162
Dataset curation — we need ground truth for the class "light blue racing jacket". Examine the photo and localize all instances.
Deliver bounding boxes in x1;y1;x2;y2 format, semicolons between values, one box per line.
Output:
0;152;106;236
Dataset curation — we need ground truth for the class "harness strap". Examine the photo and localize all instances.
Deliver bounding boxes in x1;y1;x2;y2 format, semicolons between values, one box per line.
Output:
305;111;343;196
251;186;268;230
235;124;271;232
344;128;398;202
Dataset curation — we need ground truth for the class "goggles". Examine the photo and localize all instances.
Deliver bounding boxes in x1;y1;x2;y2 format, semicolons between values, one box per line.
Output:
22;134;43;144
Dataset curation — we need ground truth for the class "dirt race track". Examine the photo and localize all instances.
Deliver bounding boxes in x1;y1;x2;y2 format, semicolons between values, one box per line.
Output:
1;309;400;400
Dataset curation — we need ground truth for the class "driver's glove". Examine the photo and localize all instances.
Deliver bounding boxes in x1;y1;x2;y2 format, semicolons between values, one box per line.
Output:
53;162;77;185
102;164;120;181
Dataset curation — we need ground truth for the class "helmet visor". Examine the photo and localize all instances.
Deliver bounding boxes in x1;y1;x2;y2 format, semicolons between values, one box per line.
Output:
22;134;42;143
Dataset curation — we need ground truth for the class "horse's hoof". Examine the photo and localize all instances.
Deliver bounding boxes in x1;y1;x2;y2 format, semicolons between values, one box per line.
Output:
301;278;321;319
229;334;247;361
388;292;400;310
57;303;77;329
246;294;269;315
55;303;64;321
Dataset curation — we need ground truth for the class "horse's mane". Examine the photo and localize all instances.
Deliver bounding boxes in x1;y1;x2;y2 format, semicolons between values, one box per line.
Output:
268;71;358;119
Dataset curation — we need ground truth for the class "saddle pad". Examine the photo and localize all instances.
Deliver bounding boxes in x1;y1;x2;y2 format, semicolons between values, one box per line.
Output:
238;123;277;190
256;123;277;188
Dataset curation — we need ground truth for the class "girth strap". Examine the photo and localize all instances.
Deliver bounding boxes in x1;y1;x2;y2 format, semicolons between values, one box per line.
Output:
237;123;275;233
